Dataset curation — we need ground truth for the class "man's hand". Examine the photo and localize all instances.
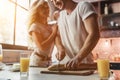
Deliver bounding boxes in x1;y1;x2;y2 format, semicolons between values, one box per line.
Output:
65;55;81;70
56;50;66;61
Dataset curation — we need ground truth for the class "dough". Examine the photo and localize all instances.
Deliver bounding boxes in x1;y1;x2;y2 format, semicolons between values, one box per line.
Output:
48;63;97;71
48;64;65;71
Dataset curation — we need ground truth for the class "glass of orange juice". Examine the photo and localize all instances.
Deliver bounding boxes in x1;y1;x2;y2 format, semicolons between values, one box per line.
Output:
0;54;2;62
97;59;110;80
0;44;3;62
20;53;30;77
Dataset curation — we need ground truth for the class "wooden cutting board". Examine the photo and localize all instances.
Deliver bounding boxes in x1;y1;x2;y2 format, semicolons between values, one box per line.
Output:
40;69;94;76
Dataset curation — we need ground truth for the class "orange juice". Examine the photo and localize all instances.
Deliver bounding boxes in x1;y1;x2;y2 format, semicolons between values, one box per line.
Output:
20;58;30;72
0;55;2;62
97;59;110;79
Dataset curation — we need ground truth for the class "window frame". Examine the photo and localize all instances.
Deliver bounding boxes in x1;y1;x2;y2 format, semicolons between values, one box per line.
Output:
1;0;31;50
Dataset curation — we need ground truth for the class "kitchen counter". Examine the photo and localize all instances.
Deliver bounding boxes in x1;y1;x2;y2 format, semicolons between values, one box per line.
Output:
0;65;113;80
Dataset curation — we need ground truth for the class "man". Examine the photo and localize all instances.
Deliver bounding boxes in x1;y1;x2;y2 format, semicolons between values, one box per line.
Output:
52;0;100;69
47;0;58;20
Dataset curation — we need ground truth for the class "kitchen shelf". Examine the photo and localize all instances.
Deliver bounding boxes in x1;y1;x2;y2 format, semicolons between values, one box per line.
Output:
100;26;120;31
99;13;120;31
100;30;120;38
89;0;108;3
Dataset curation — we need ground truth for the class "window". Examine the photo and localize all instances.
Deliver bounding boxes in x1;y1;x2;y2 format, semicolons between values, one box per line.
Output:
0;0;14;44
16;5;28;46
0;0;32;49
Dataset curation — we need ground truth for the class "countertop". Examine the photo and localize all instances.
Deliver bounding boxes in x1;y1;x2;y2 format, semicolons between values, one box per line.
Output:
0;65;113;80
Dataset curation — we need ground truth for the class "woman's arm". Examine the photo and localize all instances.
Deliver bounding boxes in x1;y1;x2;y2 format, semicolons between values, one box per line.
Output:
55;30;66;61
31;24;57;51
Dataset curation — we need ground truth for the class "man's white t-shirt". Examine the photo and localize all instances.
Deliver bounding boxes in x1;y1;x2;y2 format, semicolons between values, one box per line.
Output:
58;1;97;63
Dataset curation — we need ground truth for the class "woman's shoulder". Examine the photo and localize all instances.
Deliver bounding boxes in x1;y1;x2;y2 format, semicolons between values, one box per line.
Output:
31;22;40;27
30;22;44;30
28;23;42;34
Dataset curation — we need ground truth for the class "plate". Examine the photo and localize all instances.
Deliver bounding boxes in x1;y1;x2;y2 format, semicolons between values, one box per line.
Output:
0;62;5;70
10;63;20;72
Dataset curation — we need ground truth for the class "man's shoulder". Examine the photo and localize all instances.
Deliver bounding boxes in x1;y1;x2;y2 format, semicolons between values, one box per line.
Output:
77;1;93;12
59;10;66;17
77;1;91;7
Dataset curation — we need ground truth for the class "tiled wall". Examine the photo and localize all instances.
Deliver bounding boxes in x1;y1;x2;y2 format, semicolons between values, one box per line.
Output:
92;37;120;61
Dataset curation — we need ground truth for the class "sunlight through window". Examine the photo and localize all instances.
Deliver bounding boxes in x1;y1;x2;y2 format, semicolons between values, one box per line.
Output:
0;0;30;46
0;0;14;44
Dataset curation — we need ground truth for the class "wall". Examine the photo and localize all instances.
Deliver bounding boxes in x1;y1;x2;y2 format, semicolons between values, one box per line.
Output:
92;38;120;61
2;49;32;64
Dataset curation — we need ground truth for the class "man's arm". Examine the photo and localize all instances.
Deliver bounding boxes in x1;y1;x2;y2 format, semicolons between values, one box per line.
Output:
77;14;100;61
66;14;100;69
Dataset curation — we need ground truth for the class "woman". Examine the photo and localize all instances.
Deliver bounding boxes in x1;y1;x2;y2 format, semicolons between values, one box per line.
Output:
27;0;57;67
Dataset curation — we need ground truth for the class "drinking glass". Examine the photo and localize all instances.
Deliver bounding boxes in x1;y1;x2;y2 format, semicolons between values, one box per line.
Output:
97;59;110;80
0;44;3;62
20;53;30;77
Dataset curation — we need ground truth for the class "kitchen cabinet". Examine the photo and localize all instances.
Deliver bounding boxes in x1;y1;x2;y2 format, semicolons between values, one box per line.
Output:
100;13;120;31
75;0;120;14
89;0;120;38
99;14;120;38
89;0;120;15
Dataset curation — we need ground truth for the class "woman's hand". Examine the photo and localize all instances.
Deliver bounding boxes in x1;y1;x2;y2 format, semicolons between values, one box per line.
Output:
55;50;66;61
52;24;58;34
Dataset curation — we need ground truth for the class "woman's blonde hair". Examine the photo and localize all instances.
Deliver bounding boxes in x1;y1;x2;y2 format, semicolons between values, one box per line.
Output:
27;0;49;29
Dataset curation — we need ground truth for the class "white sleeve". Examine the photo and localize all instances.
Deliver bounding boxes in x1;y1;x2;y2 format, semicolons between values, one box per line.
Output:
79;2;97;20
28;24;41;36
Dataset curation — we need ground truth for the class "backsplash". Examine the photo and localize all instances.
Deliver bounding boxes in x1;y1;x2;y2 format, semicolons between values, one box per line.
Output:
92;38;120;61
100;30;120;38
